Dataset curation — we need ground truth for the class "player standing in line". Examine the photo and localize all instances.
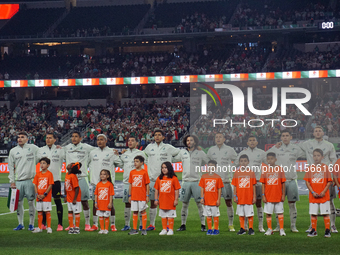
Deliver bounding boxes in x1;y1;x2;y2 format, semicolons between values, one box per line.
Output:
207;132;237;232
260;153;286;236
94;170;115;234
36;133;65;231
143;130;180;231
173;135;209;232
119;136;147;231
267;130;304;232
128;156;150;236
32;157;54;234
303;149;332;238
88;134;123;232
154;162;181;236
199;160;224;236
9;131;39;231
232;155;257;235
235;136;267;232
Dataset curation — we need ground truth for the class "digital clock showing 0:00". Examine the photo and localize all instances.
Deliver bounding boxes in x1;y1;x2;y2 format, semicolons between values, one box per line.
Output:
319;21;334;29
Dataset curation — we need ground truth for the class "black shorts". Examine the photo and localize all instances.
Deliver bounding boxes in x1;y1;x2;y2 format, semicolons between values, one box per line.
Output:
52;181;62;199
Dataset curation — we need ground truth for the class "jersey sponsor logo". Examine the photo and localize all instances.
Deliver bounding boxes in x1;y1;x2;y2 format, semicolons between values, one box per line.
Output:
43;152;46;155
98;188;109;200
65;179;72;191
267;173;279;185
205;179;216;192
239;176;250;188
132;175;143;187
38;177;48;190
312;172;324;184
160;180;172;193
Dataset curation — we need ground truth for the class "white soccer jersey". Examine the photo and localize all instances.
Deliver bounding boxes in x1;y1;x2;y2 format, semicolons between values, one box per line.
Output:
172;148;209;182
207;144;237;183
235;147;266;181
299;139;337;166
8;143;39;183
120;148;147;185
37;144;65;181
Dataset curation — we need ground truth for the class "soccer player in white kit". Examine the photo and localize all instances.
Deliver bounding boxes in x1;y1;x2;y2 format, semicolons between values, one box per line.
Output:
173;134;209;232
88;134;123;232
207;132;237;231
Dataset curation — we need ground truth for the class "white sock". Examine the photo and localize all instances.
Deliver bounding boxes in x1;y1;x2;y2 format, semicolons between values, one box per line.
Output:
139;213;143;228
181;202;189;225
110;215;115;226
227;205;234;226
196;202;205;225
289;203;297;228
124;207;131;226
150;208;157;226
83;209;90;225
244;217;248;230
28;200;35;226
17;200;24;225
257;207;263;228
275;214;280;229
93;215;98;226
330;199;336;227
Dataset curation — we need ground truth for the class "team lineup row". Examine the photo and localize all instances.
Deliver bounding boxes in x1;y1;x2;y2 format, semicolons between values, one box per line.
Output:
8;126;340;237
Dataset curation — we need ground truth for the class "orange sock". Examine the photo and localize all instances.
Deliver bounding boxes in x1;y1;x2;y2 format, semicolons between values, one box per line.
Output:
99;217;104;230
239;216;245;229
207;217;212;230
68;213;74;228
133;214;138;230
311;215;317;231
248;216;254;229
46;212;51;228
75;214;80;228
38;212;43;229
162;218;167;230
324;215;330;230
278;214;284;229
168;218;174;230
266;215;272;230
213;217;219;230
105;217;109;231
141;212;147;230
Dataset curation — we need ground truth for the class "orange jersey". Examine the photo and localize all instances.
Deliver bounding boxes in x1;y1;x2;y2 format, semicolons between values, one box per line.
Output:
231;169;257;205
65;172;81;203
154;176;181;210
333;158;340;184
95;181;115;211
199;173;224;206
303;164;332;204
129;169;150;201
33;170;54;202
260;165;286;203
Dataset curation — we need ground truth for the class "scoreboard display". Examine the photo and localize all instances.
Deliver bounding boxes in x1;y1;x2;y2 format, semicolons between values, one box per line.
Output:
318;21;334;30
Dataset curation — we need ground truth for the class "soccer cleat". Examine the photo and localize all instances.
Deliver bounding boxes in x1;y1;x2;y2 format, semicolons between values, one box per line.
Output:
73;227;80;234
237;228;246;235
258;226;265;233
331;225;338;233
32;228;42;233
141;229;147;235
139;226;143;231
264;229;274;236
228;225;235;232
121;226;131;231
206;229;213;235
47;227;52;234
305;226;312;233
128;229;139;235
57;225;63;231
176;224;186;231
307;228;317;237
68;228;74;234
41;224;47;230
98;230;105;234
167;229;174;236
273;226;280;232
146;225;155;231
13;224;25;231
291;226;299;233
325;229;331;238
248;228;255;235
159;229;168;235
212;229;220;235
65;226;70;231
84;224;91;231
111;225;117;232
89;225;98;232
103;230;109;234
201;224;207;232
28;225;35;231
280;229;286;236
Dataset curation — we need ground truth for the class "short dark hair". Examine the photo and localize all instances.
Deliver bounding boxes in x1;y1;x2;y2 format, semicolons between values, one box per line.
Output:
18;131;28;137
46;132;57;139
281;129;291;136
239;154;249;162
267;152;276;158
248;135;257;141
208;160;217;166
313;148;323;156
72;131;81;137
134;155;145;163
215;132;225;138
183;134;199;148
153;129;164;137
39;157;50;165
128;136;138;142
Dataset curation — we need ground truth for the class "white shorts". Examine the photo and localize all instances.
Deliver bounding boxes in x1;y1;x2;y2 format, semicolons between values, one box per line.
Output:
309;201;330;215
236;204;254;217
159;209;177;218
203;206;220;217
96;210;110;217
67;202;82;213
264;202;284;214
131;200;148;212
36;201;52;212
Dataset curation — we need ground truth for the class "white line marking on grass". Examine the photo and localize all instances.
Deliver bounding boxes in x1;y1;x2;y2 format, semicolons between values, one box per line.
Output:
0;203;67;216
